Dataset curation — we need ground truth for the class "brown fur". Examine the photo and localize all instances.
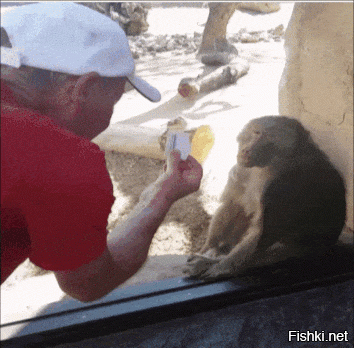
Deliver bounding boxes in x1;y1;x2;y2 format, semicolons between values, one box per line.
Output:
184;116;346;279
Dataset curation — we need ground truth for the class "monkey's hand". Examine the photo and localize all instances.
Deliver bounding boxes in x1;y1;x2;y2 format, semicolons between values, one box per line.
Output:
183;254;219;278
199;260;236;280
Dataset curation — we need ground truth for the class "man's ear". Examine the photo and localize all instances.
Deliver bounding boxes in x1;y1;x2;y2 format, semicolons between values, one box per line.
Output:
71;72;101;104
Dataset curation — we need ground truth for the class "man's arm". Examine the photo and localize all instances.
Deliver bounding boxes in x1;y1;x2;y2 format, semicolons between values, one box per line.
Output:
54;195;172;302
55;151;203;302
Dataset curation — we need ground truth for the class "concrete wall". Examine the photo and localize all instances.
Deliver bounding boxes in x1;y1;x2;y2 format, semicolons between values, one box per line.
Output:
279;2;353;231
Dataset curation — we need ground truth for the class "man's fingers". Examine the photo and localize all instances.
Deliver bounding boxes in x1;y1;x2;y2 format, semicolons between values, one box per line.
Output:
186;154;200;168
166;149;181;172
186;155;203;177
167;151;202;180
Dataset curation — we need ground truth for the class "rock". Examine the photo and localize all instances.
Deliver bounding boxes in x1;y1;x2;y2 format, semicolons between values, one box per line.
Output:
268;24;285;41
81;2;150;36
126;26;284;61
240;33;262;43
238;2;281;14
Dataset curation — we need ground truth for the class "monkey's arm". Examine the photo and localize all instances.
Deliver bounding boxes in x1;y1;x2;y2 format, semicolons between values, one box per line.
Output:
201;209;263;279
199;199;248;253
200;165;248;252
184;166;252;278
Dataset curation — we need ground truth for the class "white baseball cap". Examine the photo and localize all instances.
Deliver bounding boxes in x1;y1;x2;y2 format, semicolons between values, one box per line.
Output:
1;2;161;102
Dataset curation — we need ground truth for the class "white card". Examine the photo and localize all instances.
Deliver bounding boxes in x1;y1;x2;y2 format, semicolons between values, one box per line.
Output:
165;132;191;160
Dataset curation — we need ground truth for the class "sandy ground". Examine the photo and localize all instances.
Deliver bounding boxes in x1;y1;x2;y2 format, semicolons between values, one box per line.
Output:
1;3;299;326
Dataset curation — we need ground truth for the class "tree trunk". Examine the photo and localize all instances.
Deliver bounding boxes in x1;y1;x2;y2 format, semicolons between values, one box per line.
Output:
198;3;239;65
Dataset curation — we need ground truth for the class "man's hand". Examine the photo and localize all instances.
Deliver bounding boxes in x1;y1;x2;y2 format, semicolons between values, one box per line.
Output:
138;150;203;208
161;150;203;203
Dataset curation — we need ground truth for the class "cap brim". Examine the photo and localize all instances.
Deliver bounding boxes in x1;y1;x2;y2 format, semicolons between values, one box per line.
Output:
127;75;161;102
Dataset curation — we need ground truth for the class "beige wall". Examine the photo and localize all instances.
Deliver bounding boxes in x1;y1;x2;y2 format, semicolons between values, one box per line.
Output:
279;2;353;230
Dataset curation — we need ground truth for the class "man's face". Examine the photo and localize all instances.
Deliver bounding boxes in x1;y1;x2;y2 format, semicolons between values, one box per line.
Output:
73;76;126;140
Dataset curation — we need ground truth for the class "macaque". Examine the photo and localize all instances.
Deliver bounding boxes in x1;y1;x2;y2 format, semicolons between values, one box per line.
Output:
185;116;346;279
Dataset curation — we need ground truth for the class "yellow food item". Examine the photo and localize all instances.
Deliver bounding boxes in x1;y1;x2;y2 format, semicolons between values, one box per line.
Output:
190;125;214;164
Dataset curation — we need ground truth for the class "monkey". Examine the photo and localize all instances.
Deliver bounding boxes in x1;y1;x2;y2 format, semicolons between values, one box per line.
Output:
184;116;346;280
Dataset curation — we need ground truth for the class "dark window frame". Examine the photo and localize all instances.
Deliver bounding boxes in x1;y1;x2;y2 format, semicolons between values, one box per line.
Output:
1;246;353;348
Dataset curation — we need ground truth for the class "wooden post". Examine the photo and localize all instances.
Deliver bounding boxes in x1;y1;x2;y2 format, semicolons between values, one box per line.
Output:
93;118;214;164
93;123;165;160
178;59;250;98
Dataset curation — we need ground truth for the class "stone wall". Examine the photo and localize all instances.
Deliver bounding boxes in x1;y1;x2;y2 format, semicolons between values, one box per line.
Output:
279;2;353;231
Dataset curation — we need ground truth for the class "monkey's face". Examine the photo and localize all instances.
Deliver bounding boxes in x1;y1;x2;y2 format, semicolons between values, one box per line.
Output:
236;117;298;168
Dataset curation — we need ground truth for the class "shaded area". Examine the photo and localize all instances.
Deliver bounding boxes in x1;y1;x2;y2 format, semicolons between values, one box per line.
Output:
53;281;352;348
1;246;353;347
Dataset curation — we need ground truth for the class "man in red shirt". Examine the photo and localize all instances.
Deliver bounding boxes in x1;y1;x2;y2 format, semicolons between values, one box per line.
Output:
1;2;203;302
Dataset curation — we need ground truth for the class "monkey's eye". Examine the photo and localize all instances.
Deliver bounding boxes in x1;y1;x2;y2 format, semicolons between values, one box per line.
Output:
254;130;261;135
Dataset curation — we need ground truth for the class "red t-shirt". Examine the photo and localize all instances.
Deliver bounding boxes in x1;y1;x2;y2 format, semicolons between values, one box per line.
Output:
1;82;115;284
